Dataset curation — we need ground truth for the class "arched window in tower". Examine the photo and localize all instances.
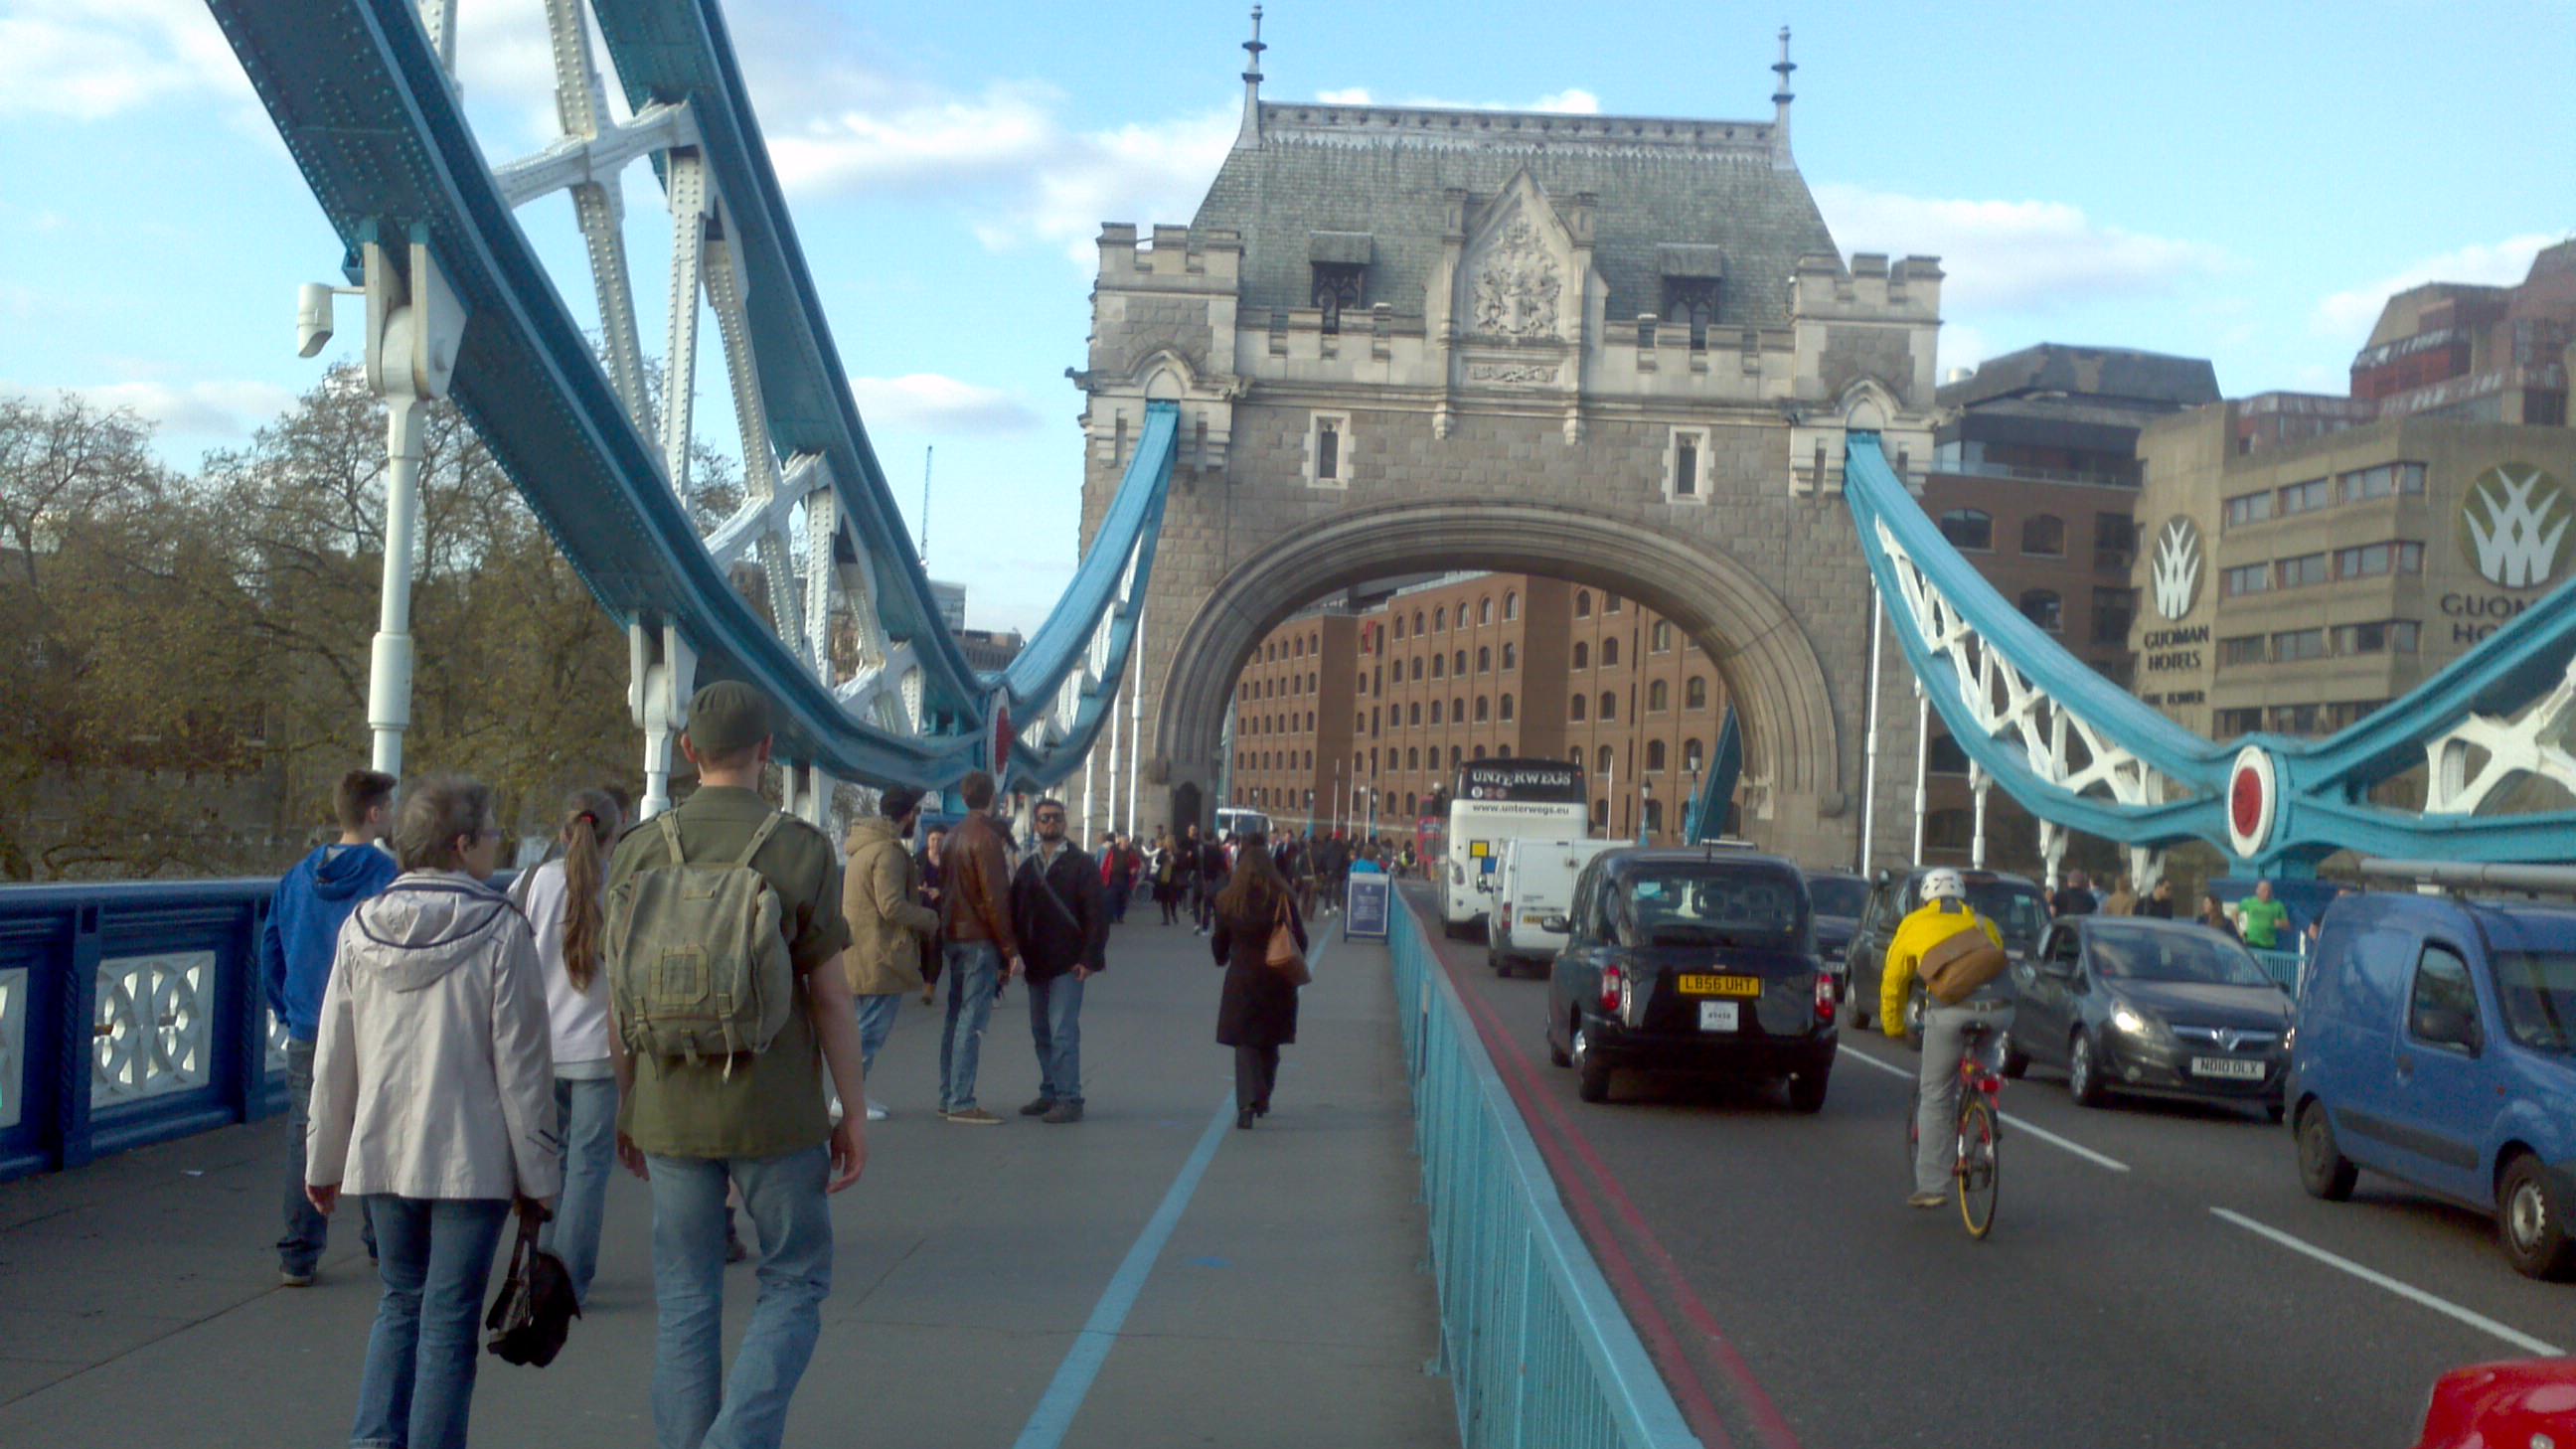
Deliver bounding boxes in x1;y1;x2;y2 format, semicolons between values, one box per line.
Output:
1652;620;1674;652
1477;646;1491;673
1572;642;1589;670
1410;657;1423;681
1431;654;1445;679
1647;739;1667;771
1409;703;1422;726
1686;677;1708;710
1413;609;1425;634
1569;695;1587;722
1453;650;1467;675
1406;747;1419;770
1503;642;1518;670
1479;596;1493;624
1500;694;1516;722
1452;698;1464;724
1648;680;1669;712
1504;590;1520;621
1602;637;1621;667
1475;696;1490;723
1393;613;1405;639
1599;692;1617;721
1574;589;1593;617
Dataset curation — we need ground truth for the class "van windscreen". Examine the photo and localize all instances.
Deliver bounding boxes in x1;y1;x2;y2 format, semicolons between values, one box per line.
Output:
2494;953;2576;1053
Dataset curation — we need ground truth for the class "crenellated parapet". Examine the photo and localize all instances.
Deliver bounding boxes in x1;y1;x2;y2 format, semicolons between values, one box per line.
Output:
1788;251;1944;495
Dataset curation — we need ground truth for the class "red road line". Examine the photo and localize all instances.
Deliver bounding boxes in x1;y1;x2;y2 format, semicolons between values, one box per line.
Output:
1442;945;1805;1449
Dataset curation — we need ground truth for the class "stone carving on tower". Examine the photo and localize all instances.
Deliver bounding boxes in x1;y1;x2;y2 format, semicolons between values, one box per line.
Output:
1469;219;1562;340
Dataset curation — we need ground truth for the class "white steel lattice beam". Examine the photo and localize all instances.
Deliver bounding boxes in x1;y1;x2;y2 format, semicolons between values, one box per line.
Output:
1875;518;2174;814
660;146;712;504
2426;658;2576;814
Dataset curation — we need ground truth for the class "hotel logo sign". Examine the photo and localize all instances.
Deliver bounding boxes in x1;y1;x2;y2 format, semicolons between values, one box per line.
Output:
2460;463;2569;589
2150;516;2202;621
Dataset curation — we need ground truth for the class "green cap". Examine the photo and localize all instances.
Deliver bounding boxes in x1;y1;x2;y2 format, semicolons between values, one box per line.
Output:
686;680;773;754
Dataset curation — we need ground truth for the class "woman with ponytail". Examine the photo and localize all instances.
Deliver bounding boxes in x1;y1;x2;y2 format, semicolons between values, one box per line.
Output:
520;788;623;1307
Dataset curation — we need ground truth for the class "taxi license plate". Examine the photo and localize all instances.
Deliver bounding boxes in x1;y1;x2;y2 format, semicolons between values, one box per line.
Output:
2189;1056;2267;1081
1677;974;1762;997
1698;1002;1739;1033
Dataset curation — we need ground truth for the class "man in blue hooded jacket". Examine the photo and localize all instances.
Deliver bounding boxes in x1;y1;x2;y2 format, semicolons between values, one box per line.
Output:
262;768;400;1285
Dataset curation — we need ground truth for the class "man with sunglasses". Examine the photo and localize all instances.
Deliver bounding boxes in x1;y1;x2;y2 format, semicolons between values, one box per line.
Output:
1009;798;1109;1124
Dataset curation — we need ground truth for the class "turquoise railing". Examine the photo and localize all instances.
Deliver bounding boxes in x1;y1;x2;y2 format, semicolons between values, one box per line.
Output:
1387;900;1698;1449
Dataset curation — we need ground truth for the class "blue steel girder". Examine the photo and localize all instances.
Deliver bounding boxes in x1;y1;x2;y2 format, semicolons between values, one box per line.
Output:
1843;432;2576;872
202;0;1177;795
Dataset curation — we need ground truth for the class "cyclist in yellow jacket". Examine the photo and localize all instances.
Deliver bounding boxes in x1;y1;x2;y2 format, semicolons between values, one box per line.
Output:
1882;869;2012;1208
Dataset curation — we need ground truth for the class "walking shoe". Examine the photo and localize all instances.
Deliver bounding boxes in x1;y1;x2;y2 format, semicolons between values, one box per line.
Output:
943;1106;1004;1126
864;1102;888;1122
1235;1109;1255;1130
1018;1096;1056;1117
1043;1102;1084;1124
1906;1192;1947;1209
278;1268;315;1288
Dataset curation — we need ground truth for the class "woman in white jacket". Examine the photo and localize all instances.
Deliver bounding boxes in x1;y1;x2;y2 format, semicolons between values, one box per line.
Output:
517;788;621;1306
306;776;560;1449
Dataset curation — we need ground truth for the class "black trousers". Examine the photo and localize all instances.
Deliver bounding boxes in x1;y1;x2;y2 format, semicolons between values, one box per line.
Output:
1234;1043;1281;1113
1195;882;1217;928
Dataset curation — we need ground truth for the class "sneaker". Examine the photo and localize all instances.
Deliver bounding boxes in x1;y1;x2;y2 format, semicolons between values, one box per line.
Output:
864;1102;888;1122
278;1268;314;1288
1906;1192;1947;1209
943;1106;1004;1126
1043;1102;1084;1124
1019;1096;1056;1117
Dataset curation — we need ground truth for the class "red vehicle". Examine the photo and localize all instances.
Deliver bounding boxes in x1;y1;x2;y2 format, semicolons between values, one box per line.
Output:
2413;1359;2576;1448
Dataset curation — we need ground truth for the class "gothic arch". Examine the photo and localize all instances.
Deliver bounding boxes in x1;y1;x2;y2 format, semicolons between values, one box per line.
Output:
1154;500;1845;835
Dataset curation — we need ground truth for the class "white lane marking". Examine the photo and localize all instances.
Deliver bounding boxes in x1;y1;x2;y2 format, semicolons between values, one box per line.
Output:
1838;1045;2132;1174
2210;1208;2565;1358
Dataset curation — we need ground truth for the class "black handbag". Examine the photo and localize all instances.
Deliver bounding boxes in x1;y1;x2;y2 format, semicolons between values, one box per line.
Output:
485;1216;580;1368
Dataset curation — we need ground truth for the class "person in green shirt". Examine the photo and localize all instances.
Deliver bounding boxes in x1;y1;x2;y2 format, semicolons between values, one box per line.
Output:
2237;880;2292;950
607;681;869;1449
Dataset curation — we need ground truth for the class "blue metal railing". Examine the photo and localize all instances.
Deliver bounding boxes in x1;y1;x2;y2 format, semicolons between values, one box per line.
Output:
1386;900;1697;1449
0;881;288;1182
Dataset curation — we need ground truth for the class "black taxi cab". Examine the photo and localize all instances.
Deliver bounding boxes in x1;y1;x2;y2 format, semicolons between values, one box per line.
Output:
1541;847;1837;1110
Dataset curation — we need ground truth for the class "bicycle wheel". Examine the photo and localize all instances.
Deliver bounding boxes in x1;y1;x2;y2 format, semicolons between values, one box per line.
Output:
1957;1097;2001;1239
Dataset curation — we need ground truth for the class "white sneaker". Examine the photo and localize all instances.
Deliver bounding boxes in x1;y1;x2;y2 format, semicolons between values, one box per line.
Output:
864;1102;888;1122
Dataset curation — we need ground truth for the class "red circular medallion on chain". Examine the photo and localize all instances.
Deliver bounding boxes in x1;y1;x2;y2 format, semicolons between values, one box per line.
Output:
2230;764;2264;839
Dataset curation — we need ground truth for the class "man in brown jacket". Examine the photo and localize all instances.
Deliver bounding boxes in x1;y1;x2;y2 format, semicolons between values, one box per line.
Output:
842;786;942;1122
935;770;1023;1125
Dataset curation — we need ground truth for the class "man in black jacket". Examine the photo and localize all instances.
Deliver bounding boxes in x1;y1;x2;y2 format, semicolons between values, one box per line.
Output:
1010;798;1108;1124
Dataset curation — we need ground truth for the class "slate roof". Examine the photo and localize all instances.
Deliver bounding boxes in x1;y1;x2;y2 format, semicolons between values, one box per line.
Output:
1191;102;1841;330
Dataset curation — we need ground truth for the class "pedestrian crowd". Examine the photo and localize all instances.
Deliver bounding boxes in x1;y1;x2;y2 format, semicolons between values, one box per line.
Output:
268;679;1356;1448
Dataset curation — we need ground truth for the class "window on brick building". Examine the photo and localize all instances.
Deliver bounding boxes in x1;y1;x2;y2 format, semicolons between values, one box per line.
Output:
1575;590;1592;617
1475;696;1490;723
1434;606;1446;631
1939;509;1993;551
1570;695;1587;722
1649;680;1669;712
1573;642;1589;670
1501;694;1516;723
1503;642;1518;670
1683;737;1702;771
1430;700;1442;724
1479;597;1493;625
1477;646;1491;673
1596;744;1614;775
1647;739;1668;771
2022;514;2065;558
2018;589;2062;633
1686;677;1708;710
1504;591;1520;621
1602;638;1620;666
1651;620;1674;652
1599;692;1617;721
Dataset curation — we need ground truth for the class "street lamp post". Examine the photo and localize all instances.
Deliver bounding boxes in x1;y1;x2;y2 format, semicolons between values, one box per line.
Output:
1639;777;1654;847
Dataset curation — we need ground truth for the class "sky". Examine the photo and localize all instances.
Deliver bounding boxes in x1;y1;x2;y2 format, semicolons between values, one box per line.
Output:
1;0;2569;635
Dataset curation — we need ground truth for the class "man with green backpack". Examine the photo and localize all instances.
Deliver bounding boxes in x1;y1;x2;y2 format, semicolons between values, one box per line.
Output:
605;680;868;1449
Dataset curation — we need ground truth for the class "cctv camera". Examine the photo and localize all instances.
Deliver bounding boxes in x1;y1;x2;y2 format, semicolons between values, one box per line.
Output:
296;282;337;359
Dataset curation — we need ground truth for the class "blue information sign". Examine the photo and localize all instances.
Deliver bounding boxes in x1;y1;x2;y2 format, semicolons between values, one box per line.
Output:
1345;875;1392;941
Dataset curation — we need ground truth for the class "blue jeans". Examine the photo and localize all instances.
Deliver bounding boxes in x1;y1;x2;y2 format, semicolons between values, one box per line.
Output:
854;993;902;1079
541;1074;618;1307
281;1039;374;1274
938;942;1002;1113
351;1196;510;1449
647;1146;834;1449
1027;973;1085;1106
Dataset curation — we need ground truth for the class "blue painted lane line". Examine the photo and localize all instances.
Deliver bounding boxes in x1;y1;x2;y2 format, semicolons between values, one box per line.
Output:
1009;921;1340;1449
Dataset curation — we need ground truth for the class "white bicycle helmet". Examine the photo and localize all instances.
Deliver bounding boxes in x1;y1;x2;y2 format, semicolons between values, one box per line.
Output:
1920;867;1966;903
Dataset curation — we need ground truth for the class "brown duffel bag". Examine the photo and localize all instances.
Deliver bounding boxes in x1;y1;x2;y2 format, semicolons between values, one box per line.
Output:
1920;926;2010;1006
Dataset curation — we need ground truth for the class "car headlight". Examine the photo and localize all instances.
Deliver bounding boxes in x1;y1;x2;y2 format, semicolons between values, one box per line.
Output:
2111;1005;2156;1038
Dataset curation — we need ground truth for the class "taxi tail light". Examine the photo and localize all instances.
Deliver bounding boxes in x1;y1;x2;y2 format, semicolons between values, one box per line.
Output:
1599;964;1623;1014
1813;970;1836;1023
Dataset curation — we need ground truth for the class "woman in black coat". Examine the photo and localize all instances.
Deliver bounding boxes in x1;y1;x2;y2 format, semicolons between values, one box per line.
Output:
1210;834;1306;1129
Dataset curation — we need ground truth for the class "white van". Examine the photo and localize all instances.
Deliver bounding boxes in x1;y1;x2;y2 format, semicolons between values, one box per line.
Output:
1486;837;1622;976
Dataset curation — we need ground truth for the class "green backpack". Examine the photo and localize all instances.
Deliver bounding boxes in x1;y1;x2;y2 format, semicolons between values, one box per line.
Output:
606;811;796;1069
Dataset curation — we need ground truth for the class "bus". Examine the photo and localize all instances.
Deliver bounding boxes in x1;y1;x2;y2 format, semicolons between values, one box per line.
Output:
1214;806;1272;841
1441;757;1590;938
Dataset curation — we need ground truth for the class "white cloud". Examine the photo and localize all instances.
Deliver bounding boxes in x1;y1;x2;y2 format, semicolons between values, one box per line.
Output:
1814;184;2228;315
0;0;251;119
66;379;298;437
2310;233;2564;341
846;374;1040;434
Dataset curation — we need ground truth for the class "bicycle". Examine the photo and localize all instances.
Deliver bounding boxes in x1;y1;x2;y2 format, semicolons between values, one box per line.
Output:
1905;1020;2005;1238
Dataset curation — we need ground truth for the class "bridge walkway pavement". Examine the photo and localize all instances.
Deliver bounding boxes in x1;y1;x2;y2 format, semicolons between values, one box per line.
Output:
0;910;1456;1448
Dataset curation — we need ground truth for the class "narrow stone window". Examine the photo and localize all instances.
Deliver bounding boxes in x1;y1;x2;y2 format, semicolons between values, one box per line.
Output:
1312;262;1365;334
1662;276;1721;349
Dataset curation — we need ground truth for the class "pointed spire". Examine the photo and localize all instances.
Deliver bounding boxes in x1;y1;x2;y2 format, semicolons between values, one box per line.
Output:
1770;25;1797;169
1236;6;1267;149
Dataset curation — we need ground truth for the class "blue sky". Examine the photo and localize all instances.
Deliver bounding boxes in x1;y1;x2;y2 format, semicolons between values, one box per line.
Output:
2;0;2568;633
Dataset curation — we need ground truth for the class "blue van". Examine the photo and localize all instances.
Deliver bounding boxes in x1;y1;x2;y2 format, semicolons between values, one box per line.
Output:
2286;888;2576;1279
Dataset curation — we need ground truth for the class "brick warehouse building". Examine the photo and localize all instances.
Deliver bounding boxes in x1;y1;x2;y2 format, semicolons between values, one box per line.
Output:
1225;572;1738;848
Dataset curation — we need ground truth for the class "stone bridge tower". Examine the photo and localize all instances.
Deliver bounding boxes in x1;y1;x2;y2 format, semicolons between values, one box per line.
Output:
1073;36;1942;868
